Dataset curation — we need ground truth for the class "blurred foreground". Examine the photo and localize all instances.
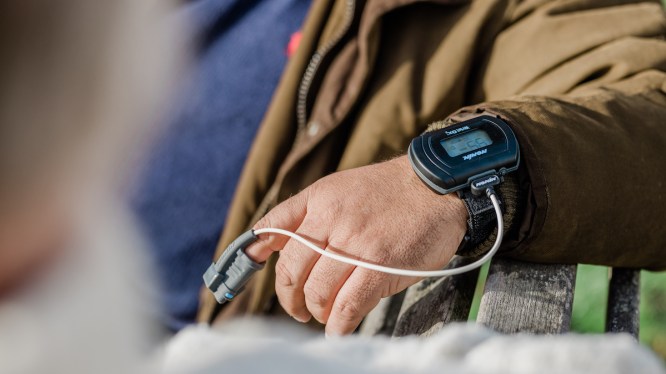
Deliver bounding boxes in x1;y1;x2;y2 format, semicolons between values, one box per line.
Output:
163;319;665;374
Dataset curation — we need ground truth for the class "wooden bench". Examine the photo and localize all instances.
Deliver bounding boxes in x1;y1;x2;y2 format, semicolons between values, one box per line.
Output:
359;257;640;338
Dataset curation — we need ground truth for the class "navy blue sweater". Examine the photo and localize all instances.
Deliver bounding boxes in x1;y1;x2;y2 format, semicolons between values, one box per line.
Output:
132;0;311;330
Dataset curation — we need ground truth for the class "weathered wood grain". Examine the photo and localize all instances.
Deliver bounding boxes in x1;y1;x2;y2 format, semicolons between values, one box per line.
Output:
359;290;406;336
606;268;640;338
477;259;577;334
392;256;479;337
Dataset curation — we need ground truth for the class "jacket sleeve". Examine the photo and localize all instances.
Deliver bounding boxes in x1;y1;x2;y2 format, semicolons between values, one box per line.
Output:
434;0;666;269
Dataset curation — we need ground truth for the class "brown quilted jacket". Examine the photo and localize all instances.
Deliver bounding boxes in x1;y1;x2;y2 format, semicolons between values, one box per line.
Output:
199;0;666;324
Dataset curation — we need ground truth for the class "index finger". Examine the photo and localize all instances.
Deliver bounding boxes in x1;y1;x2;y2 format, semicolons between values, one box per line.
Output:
245;189;309;262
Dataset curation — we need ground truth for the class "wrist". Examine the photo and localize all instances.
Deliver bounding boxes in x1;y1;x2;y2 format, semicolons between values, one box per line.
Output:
393;155;469;250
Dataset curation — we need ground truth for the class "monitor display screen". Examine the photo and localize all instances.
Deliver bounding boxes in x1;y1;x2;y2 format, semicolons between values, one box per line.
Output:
440;130;493;157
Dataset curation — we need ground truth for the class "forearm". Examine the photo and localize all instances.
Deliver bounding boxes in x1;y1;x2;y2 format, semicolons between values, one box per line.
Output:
440;71;666;269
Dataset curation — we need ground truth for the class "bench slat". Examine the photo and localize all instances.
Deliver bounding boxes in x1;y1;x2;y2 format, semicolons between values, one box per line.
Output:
606;268;640;338
477;259;577;334
392;256;479;337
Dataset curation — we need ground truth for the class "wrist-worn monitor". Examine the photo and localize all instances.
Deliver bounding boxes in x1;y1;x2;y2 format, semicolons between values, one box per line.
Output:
408;115;520;196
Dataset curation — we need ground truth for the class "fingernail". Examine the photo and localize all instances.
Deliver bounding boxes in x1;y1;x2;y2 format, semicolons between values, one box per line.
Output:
293;314;311;324
324;331;340;340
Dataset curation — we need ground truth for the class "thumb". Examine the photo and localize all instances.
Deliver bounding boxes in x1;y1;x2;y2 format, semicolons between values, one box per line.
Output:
245;189;309;262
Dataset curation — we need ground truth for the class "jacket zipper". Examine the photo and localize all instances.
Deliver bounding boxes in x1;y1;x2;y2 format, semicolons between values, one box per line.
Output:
296;0;357;130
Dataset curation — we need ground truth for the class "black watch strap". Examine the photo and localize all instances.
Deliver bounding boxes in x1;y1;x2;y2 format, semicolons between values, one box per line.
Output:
456;189;503;256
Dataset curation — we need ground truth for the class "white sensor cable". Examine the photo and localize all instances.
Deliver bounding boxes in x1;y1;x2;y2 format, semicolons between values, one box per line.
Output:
254;189;503;278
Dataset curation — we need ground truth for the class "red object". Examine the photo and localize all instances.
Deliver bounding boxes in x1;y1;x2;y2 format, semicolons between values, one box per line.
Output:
286;31;302;58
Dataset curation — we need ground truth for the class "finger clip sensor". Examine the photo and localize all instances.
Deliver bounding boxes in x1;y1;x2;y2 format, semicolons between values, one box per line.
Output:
203;230;264;304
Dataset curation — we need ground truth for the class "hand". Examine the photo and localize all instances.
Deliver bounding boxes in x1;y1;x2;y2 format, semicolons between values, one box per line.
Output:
246;156;468;336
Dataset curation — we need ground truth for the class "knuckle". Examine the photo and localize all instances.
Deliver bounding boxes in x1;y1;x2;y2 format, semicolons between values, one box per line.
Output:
307;179;322;195
274;259;297;290
333;298;363;322
303;281;330;310
337;225;363;248
254;211;273;230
